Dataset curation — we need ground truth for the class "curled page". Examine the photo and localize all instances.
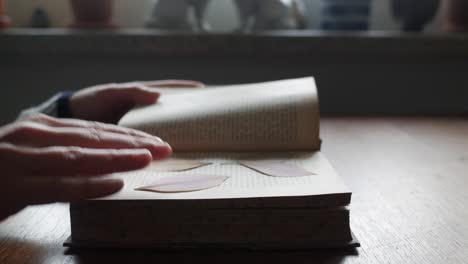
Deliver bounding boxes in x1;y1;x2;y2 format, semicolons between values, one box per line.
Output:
135;174;230;193
239;160;315;177
119;77;320;152
144;159;212;172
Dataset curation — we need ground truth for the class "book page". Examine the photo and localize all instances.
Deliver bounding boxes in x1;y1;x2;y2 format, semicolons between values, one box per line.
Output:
119;77;320;152
98;152;350;203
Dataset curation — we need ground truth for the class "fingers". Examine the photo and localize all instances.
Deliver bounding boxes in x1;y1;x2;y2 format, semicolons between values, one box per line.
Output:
69;80;204;123
18;177;124;205
102;80;204;108
4;120;172;159
18;118;171;157
0;144;153;176
28;114;157;140
138;80;205;88
103;85;160;105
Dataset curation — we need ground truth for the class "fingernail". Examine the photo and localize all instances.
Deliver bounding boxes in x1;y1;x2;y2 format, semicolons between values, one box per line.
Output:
97;179;124;193
152;142;172;160
125;149;153;161
106;179;124;185
152;140;171;148
155;141;172;150
88;178;124;187
153;136;165;143
165;142;172;151
125;148;152;155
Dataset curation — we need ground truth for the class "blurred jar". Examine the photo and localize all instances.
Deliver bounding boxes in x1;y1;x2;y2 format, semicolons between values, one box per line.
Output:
391;0;439;32
0;0;11;30
30;5;51;28
146;0;210;32
234;0;307;32
319;0;371;31
70;0;115;28
443;0;468;32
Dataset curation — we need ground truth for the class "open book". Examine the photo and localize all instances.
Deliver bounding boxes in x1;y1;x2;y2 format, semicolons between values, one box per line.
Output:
68;77;357;249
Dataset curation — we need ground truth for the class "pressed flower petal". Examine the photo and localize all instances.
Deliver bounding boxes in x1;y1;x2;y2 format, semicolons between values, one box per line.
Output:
240;161;315;177
135;174;229;193
145;159;211;172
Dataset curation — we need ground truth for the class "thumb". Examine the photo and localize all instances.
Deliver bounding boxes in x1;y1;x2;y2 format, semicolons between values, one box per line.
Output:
108;85;160;106
128;86;160;105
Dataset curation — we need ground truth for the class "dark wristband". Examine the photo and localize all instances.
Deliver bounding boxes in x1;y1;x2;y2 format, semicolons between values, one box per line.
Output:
57;91;74;118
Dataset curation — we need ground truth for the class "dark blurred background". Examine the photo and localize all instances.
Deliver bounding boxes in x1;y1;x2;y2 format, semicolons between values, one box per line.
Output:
1;0;468;124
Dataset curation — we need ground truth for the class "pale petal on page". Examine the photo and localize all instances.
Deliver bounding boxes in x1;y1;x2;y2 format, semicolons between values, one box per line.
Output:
145;159;212;172
239;161;315;177
135;174;230;193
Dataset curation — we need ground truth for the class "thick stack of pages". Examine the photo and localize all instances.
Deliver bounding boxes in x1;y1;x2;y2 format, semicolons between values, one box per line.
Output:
67;77;359;249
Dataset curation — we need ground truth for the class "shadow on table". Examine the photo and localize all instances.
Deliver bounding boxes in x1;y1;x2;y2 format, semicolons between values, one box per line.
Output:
0;238;66;263
65;247;359;264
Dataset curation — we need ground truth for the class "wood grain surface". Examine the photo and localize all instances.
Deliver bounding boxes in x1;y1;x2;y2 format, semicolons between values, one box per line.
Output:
1;117;468;263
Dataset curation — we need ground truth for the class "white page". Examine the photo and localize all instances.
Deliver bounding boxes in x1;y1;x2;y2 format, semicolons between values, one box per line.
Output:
119;77;320;152
100;152;349;201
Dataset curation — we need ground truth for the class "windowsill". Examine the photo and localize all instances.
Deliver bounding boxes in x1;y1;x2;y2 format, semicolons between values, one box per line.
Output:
1;28;468;119
0;27;463;36
1;28;468;63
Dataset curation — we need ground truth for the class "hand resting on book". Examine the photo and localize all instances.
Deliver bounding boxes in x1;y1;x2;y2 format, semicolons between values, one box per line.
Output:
0;80;206;221
0;114;173;221
70;80;204;124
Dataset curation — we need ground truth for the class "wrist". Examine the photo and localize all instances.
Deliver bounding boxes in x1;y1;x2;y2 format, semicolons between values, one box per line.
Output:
57;91;75;118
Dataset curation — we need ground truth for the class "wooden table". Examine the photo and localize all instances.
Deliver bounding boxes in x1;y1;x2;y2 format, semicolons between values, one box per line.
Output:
1;117;468;263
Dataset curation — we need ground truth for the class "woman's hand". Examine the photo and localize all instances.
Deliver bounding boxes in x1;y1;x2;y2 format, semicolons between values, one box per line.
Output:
0;114;172;221
70;80;204;123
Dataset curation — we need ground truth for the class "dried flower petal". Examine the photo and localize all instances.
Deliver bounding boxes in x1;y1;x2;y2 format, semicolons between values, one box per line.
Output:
145;159;211;172
240;161;315;177
135;174;229;193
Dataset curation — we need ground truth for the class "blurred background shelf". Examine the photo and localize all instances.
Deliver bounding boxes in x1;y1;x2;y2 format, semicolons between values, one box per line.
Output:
2;28;468;58
1;29;468;123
